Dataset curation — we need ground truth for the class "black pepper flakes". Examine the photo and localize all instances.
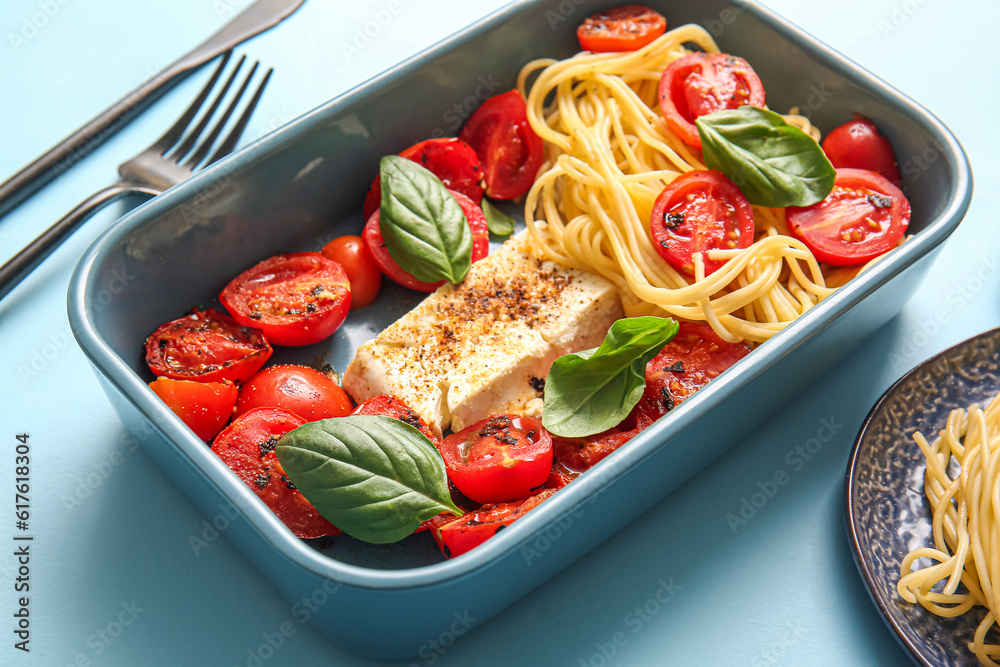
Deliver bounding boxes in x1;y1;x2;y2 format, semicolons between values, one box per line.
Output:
867;193;893;209
660;387;675;411
259;435;280;458
663;361;684;373
254;472;270;489
666;212;685;229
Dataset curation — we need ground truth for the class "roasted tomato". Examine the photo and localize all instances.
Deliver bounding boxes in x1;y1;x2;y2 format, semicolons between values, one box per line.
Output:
149;377;238;441
321;235;381;309
576;5;667;53
633;321;751;422
438;414;553;504
362;189;490;292
459;90;544;200
351;394;438;443
822;114;901;185
144;308;271;383
551;410;654;475
658;52;766;149
432;488;557;558
550;321;751;477
786;168;910;266
211;407;340;539
235;365;353;422
220;252;351;347
650;169;754;275
362;138;485;220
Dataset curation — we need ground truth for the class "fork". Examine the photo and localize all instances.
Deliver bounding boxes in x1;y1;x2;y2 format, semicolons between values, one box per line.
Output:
0;51;273;301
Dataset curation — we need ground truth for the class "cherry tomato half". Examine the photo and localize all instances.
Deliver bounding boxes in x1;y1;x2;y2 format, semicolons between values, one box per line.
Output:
321;235;381;309
352;394;438;443
658;52;766;149
576;5;667;53
438;414;553;504
650;169;755;276
211;407;341;539
632;321;751;423
459;90;544;200
220;252;351;347
786;168;910;266
362;138;485;220
432;488;557;558
145;308;271;384
362;190;490;292
235;365;353;422
149;377;238;441
822;114;901;185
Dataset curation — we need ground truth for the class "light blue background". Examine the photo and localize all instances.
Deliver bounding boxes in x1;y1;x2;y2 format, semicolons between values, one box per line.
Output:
1;1;997;665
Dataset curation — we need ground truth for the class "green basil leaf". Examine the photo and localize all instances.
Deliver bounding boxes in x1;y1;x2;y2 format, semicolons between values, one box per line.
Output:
379;155;472;284
482;198;516;237
275;415;463;544
696;106;836;207
542;317;679;438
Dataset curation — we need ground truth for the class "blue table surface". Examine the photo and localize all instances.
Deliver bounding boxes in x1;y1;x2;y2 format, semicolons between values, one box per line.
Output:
1;1;997;665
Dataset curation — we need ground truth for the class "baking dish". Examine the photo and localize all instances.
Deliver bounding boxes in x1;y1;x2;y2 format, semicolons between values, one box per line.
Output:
68;0;972;657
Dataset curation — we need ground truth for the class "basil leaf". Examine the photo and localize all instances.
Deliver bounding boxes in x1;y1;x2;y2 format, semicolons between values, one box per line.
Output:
696;106;836;207
275;415;463;544
379;155;473;284
542;317;679;438
482;198;516;237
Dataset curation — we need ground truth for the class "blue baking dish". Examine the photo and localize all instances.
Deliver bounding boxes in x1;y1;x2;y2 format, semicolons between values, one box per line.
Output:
68;0;971;658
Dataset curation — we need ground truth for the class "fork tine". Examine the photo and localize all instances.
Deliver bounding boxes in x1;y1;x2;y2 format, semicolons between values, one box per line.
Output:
150;50;232;154
206;67;273;166
184;61;263;170
168;55;246;163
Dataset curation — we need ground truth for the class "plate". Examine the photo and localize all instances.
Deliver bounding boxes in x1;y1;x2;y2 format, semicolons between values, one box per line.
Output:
845;327;1000;666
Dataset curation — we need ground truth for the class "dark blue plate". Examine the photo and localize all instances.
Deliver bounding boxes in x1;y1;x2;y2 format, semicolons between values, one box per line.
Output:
846;327;1000;666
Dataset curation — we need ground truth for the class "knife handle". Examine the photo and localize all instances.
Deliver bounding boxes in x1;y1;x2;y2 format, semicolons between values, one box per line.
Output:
0;66;192;221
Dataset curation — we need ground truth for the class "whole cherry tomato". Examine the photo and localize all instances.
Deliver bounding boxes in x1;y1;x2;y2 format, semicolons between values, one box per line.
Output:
321;235;381;309
235;365;353;422
822;114;901;185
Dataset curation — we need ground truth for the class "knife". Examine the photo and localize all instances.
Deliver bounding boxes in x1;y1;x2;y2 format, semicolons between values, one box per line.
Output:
0;0;306;220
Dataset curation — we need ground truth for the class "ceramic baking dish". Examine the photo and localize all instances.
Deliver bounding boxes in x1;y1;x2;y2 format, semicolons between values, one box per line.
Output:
68;0;972;658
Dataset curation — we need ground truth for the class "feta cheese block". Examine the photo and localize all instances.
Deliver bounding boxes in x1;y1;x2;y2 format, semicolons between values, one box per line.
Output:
342;231;623;437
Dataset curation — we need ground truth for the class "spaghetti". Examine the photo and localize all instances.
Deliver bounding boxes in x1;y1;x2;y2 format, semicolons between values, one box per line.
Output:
517;25;881;343
898;394;1000;666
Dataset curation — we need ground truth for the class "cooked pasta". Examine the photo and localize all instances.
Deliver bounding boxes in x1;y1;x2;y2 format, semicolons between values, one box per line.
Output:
516;25;883;343
898;394;1000;666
